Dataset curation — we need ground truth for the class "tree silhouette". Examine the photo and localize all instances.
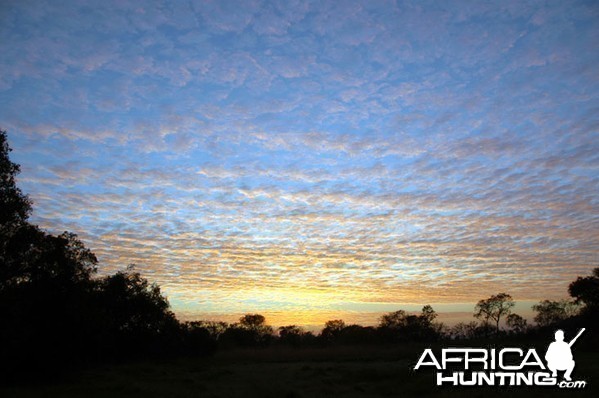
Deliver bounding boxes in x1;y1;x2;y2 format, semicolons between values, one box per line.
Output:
337;324;377;344
180;321;219;356
0;130;194;378
420;304;437;324
278;325;314;347
279;324;302;336
189;320;229;341
0;138;102;372
474;293;514;335
532;299;578;327
506;313;527;334
95;269;178;352
568;267;599;314
321;319;345;342
449;321;480;340
221;314;273;346
379;310;407;329
377;306;442;341
239;314;267;329
0;130;31;229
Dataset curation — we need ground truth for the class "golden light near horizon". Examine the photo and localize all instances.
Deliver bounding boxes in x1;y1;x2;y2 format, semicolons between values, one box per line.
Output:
1;1;597;328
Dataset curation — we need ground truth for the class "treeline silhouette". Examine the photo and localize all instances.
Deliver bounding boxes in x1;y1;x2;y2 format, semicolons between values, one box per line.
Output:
1;129;597;383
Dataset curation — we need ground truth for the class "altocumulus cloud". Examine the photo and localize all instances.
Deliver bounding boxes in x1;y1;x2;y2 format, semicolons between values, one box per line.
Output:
0;0;597;322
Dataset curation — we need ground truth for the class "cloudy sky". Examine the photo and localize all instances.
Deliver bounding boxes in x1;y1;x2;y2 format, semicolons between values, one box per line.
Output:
1;0;597;327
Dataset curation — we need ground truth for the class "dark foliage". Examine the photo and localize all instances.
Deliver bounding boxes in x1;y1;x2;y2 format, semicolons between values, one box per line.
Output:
320;319;346;342
220;315;274;347
179;322;218;356
532;299;579;327
0;131;189;382
277;325;316;347
0;130;31;229
569;267;599;314
377;305;442;342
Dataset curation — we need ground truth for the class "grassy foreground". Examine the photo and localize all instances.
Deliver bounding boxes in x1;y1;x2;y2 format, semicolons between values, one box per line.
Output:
2;345;597;397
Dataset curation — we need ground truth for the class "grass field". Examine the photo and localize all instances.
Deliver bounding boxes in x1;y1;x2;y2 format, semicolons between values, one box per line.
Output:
2;344;597;397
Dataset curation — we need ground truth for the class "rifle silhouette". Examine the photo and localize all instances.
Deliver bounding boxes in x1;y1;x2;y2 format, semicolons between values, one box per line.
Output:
568;328;585;347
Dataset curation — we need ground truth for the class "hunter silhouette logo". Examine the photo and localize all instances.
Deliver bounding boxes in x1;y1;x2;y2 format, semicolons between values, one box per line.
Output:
414;328;587;388
545;328;584;381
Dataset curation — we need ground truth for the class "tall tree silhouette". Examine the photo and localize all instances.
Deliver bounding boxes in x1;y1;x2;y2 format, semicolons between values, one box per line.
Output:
0;130;31;229
0;130;102;375
0;130;187;380
474;293;514;335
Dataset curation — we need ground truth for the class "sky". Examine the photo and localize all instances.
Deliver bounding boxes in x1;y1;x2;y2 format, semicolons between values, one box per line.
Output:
1;0;598;328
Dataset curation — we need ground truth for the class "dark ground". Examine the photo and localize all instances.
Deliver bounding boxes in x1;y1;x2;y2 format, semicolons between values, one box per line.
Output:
2;344;597;397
